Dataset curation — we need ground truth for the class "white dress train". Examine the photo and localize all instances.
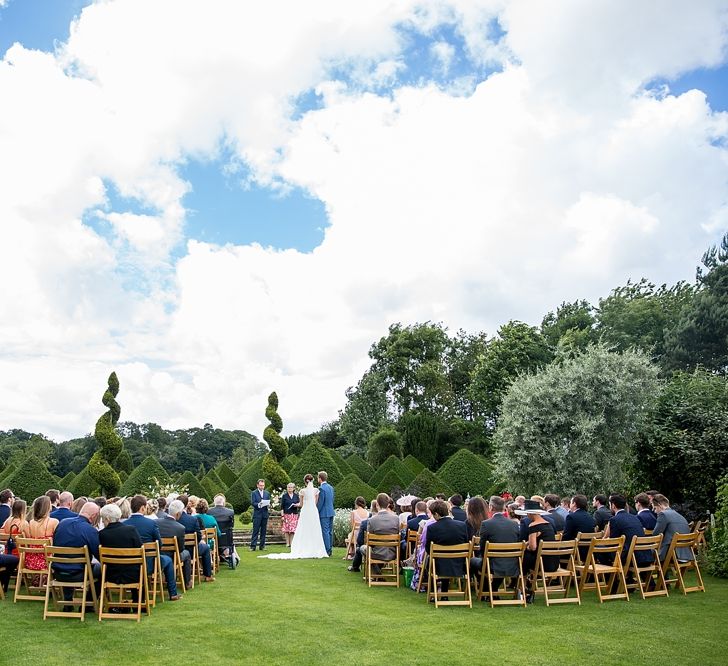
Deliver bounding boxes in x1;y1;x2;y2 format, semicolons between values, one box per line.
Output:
259;482;328;559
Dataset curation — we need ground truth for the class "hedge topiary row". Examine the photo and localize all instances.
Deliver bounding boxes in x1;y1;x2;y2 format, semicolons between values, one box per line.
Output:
377;468;409;496
437;448;493;497
60;470;76;489
178;471;208;498
239;456;265;489
334;473;377;509
328;449;352;477
289;441;343;486
120;456;170;496
281;454;298;473
225;477;252;513
215;461;237;487
344;454;374;482
407;468;452;498
0;462;17;487
368;455;415;489
4;455;58;502
67;466;100;497
403;454;425;477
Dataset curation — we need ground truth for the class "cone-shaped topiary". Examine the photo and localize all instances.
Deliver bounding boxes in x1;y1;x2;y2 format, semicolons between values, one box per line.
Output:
239;456;265;489
334;473;377;509
407;468;452;498
289;441;343;486
215;461;237;488
368;455;415;489
88;372;124;497
377;469;409;495
437;448;494;497
197;463;206;480
262;452;290;488
403;454;425;477
225;477;252;512
329;449;353;477
115;449;133;475
200;477;219;500
178;471;208;498
120;456;171;496
4;455;58;502
60;471;76;489
203;469;227;491
118;470;128;483
344;454;374;483
264;391;289;460
281;454;298;472
67;466;101;497
0;462;17;487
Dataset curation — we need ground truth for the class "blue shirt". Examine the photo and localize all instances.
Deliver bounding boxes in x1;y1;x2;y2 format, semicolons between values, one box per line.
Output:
52;515;100;573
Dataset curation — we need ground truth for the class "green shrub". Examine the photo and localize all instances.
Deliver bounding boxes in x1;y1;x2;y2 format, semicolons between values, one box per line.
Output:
88;372;124;497
328;449;353;476
368;455;415;489
178;471;208;498
708;474;728;578
240;508;253;525
334;473;377;509
281;454;298;472
215;461;237;487
120;456;171;496
403;454;425;477
263;391;289;460
0;462;17;487
225;477;252;513
407;468;452;498
203;469;227;491
118;470;128;483
4;455;58;502
262;452;290;488
437;448;493;497
59;471;76;489
377;469;409;496
115;449;134;475
289;441;343;486
367;428;402;468
344;454;374;482
239;456;265;489
67;466;100;497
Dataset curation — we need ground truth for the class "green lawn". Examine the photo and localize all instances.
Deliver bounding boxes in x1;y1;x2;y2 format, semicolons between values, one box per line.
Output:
3;547;728;666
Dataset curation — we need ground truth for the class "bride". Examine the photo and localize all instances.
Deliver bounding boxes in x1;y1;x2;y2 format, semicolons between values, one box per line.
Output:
260;474;328;559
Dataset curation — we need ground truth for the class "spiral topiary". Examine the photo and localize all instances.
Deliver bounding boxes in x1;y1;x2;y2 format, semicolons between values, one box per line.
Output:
87;371;124;497
264;392;289;460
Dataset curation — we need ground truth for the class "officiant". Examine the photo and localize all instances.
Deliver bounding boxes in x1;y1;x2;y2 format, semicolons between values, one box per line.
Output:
250;479;271;551
281;483;300;547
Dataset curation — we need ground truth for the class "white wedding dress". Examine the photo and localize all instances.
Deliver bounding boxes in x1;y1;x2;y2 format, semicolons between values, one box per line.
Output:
259;482;329;559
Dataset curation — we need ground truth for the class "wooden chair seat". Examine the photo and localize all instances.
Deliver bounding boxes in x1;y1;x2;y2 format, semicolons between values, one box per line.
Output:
43;545;98;622
577;535;629;603
14;537;52;603
98;546;149;622
364;533;400;588
183;534;201;588
142;541;164;609
533;540;580;606
427;542;472;608
205;527;219;574
663;532;704;594
623;534;668;599
160;537;186;592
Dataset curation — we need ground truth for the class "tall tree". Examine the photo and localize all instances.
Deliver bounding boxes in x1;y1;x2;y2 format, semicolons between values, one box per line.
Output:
541;300;597;352
88;372;124;497
338;369;390;456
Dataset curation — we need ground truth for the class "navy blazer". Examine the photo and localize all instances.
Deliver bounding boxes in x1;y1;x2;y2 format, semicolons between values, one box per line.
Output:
425;517;469;578
637;510;657;531
281;492;300;515
177;511;202;542
609;510;649;564
251;489;270;513
563;509;595;541
407;514;428;533
50;507;77;523
546;509;565;532
450;506;466;522
125;513;162;545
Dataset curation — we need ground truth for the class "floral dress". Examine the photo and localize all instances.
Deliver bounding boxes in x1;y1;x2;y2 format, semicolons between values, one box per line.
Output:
281;493;300;533
24;518;58;571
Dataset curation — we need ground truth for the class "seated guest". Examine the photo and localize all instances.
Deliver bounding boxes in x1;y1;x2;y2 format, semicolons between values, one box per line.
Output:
559;497;571;517
208;494;235;559
196;499;222;554
563;494;595;549
1;498;28;538
449;495;466;522
517;500;557;603
652;494;693;563
0;489;14;526
348;493;398;573
186;496;200;515
407;502;429;533
71;497;88;514
425;499;469;595
99;503;143;588
464;496;488;541
155;497;168;520
544;494;565;532
410;502;437;591
605;494;648;566
115;497;131;520
593;494;612;531
505;502;520;525
144;498;159;519
24;495;59;572
634;493;657;531
470;495;519;590
347;496;368;559
51;492;77;522
159;500;192;587
0;550;19;593
518;496;556;541
125;495;181;601
46;489;60;508
52;502;102;600
513;495;526;510
176;499;215;582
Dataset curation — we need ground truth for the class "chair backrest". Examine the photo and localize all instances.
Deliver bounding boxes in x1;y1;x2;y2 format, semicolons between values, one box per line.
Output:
17;536;53;551
365;533;400;547
142;541;160;558
484;541;526;558
631;534;663;552
183;533;198;547
45;544;91;568
407;529;419;543
585;535;625;558
670;531;699;551
538;539;577;558
99;546;145;566
429;542;471;559
160;536;180;553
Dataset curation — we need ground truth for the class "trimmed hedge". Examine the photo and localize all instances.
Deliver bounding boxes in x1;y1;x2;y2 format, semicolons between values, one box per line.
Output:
289;441;343;486
0;462;17;487
262;452;290;488
215;461;237;487
344;454;374;483
377;469;409;496
239;457;265;489
178;471;208;498
328;449;353;477
437;448;493;497
4;455;58;502
115;449;134;474
60;471;76;489
403;454;425;477
281;454;298;473
67;466;100;497
120;456;171;496
334;473;377;509
367;428;402;467
407;468;452;498
225;477;252;513
368;455;415;489
203;469;227;491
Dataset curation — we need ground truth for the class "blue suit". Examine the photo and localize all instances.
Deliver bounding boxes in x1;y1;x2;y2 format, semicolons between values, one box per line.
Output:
316;482;335;556
177;512;213;577
610;510;649;565
125;513;178;597
637;510;657;531
250;488;270;550
50;507;77;522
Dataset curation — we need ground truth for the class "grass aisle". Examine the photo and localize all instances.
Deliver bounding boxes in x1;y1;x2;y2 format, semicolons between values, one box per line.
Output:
4;546;728;665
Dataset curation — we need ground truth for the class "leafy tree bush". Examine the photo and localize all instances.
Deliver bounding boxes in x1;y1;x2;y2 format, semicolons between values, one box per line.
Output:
289;441;343;486
377;469;408;496
708;474;728;578
178;471;208;498
115;449;133;475
328;449;353;477
281;454;298;472
120;456;171;496
367;428;402;468
240;508;253;524
334;473;377;509
225;477;252;513
4;455;58;502
262;453;290;488
203;468;227;490
402;455;425;477
368;455;415;489
407;468;452;498
400;410;440;469
118;470;128;483
67;466;100;497
0;462;17;487
344;454;374;483
239;457;265;489
437;448;493;497
494;345;659;497
338;369;390;455
264;392;289;460
88;372;124;496
60;471;76;489
215;461;237;487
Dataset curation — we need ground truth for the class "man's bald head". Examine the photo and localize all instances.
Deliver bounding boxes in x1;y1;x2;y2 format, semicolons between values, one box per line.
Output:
59;491;74;508
79;501;100;526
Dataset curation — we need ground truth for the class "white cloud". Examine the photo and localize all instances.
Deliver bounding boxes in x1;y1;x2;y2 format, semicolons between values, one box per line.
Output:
1;1;727;441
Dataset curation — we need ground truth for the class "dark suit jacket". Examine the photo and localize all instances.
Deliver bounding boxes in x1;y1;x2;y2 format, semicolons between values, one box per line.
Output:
0;505;10;526
563;509;595;541
609;510;649;564
637;510;657;531
425;517;469;578
125;513;162;545
50;507;77;522
478;514;520;577
594;505;613;530
407;514;428;533
251;489;270;514
547;509;565;532
158;514;186;554
450;506;466;522
209;506;234;532
177;511;202;544
99;522;143;584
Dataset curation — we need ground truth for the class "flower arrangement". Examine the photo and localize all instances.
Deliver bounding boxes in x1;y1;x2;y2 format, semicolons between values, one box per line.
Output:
141;478;188;499
269;487;285;510
333;508;352;547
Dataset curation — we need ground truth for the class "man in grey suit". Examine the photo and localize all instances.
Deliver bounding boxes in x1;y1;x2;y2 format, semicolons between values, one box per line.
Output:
158;499;192;588
470;496;520;591
351;493;399;572
652;494;693;562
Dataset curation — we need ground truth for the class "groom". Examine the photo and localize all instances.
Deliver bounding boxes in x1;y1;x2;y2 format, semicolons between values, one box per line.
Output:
316;471;335;556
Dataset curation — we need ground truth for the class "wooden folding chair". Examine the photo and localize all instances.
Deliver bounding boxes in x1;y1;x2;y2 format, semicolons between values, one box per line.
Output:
470;535;481;554
406;530;419;559
474;541;526;607
142;541;164;610
98;546;149;622
695;521;709;555
160;537;186;592
43;545;98;622
205;528;219;575
427;542;472;608
662;532;704;595
533;540;580;606
183;534;201;588
623;534;668;599
573;531;604;593
14;537;52;602
577;535;629;603
364;533;400;587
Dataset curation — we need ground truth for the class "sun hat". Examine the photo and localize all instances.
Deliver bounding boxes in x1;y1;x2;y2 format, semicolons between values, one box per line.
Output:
514;499;548;516
396;494;418;507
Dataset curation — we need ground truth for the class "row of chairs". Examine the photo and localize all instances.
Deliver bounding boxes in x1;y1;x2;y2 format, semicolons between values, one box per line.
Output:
361;529;705;610
0;528;220;622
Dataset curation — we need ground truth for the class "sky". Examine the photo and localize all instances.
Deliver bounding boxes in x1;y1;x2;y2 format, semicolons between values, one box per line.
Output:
1;0;727;443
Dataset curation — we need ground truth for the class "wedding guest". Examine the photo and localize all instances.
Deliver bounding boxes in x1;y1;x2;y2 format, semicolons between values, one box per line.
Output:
0;550;18;593
407;502;429;532
465;496;488;541
187;496;200;515
470;496;519;588
24;495;59;573
348;494;398;573
410;501;437;591
505;502;520;525
196;499;222;537
346;496;368;559
425;499;469;596
560;497;572;515
514;496;526;510
449;495;466;522
99;503;143;588
1;498;28;537
604;494;647;566
281;483;300;547
177;501;215;582
563;494;595;541
593;494;612;530
652;494;693;563
208;495;234;531
518;500;557;603
145;498;160;519
0;489;14;525
45;489;60;508
71;497;88;514
51;492;77;522
156;497;168;520
634;493;657;530
159;500;192;587
115;497;131;520
93;496;107;510
544;494;565;531
369;499;378;516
